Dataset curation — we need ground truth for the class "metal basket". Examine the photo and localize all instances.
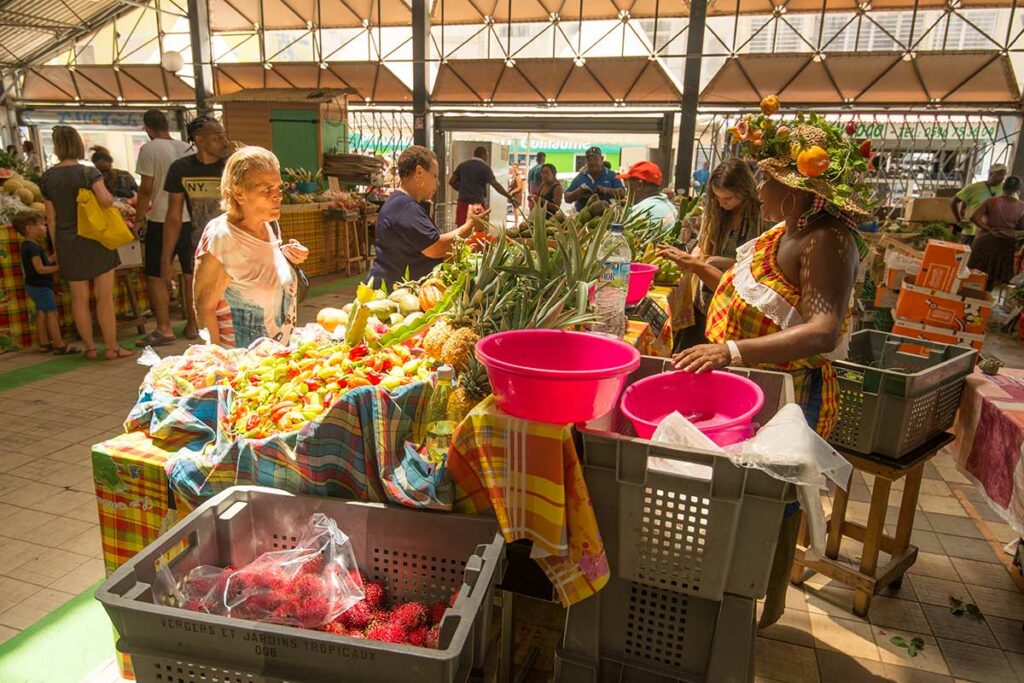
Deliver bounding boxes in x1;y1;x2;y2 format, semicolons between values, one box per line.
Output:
829;330;977;458
96;487;505;683
576;358;793;603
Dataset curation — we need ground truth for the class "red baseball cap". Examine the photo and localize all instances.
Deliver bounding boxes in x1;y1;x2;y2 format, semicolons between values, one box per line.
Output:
617;160;663;185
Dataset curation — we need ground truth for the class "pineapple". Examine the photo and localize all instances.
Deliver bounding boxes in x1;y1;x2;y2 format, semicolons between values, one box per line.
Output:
422;318;453;359
440;326;480;373
794;123;826;150
448;357;491;423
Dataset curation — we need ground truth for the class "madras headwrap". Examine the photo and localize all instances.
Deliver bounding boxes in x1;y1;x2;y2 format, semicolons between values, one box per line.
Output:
126;380;449;510
447;396;610;607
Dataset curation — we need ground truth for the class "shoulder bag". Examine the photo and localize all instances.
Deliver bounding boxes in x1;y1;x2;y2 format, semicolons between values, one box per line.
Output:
76;167;134;250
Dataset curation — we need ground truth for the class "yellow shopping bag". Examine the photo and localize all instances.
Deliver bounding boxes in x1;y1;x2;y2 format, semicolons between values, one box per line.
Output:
77;182;133;250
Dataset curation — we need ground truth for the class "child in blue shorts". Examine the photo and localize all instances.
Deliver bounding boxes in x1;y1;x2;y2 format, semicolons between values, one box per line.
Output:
13;211;73;354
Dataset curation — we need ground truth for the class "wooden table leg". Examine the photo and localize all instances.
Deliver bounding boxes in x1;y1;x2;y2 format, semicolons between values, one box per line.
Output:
854;475;892;616
825;484;849;560
790;511;809;584
889;463;924;590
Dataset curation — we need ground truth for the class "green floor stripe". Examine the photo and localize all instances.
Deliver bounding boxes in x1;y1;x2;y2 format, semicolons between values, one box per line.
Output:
0;322;184;393
0;580;112;683
306;273;365;299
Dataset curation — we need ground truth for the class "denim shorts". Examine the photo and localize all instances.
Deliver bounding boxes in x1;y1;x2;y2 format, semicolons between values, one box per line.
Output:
25;284;57;313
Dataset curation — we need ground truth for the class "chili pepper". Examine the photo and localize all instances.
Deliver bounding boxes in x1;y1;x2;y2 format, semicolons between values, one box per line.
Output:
304;379;320;391
349;343;369;361
366;370;382;386
348;377;371;388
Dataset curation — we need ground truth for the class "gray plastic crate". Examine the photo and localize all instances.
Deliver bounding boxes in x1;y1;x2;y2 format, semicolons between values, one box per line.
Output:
828;330;977;458
577;357;793;602
554;575;756;683
96;486;505;683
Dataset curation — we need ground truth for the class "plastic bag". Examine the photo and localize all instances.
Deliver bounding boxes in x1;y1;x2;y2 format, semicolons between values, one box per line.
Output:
648;412;717;481
164;512;365;629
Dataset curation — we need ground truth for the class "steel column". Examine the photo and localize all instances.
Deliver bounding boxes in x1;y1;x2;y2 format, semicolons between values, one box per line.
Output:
412;0;430;147
674;0;708;192
187;0;215;113
658;112;675;183
1012;115;1024;180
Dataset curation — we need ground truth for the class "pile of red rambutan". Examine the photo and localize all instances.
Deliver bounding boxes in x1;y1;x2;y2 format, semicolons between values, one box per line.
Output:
317;572;461;649
178;558;461;650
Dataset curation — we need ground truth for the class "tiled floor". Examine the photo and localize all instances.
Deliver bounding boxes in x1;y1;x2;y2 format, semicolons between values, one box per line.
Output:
0;281;1022;682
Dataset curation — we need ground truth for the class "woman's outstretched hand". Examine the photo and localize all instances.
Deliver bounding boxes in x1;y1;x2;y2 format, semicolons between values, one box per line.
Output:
656;244;702;271
282;239;309;264
672;343;730;373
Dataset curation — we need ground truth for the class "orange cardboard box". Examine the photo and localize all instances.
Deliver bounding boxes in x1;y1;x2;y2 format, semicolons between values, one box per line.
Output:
962;269;988;292
874;285;899;309
915;239;972;293
891;316;984;351
894;280;992;336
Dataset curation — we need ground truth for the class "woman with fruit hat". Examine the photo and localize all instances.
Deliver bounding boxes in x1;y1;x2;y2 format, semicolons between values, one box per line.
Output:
670;97;873;627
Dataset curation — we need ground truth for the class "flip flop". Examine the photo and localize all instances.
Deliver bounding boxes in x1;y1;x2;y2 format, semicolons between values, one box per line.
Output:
37;343;54;353
145;332;177;347
135;330;162;348
52;346;79;356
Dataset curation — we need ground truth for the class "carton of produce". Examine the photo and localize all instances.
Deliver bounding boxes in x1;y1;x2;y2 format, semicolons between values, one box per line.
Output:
891;316;984;352
894;280;992;336
903;197;957;224
915;239;972;293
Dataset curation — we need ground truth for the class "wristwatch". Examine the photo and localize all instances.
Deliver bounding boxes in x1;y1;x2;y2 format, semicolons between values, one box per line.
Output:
725;340;744;367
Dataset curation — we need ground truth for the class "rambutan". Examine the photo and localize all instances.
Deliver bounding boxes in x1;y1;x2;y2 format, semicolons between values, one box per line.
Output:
300;554;325;575
366;623;409;644
184;598;208;613
319;621;348;635
290;573;325;599
251;565;288;591
389;602;427;631
339;600;374;629
425;624;441;649
407;627;429;647
429;600;448;626
270;600;299;622
296;595;332;627
362;582;385;609
248;589;291;614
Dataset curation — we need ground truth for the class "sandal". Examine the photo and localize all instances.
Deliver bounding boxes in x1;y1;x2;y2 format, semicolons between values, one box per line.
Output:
184;326;200;340
52;346;79;356
136;330;176;348
105;347;135;361
37;343;54;353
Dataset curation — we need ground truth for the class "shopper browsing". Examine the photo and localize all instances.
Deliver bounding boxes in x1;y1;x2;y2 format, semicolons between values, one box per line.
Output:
40;125;133;360
90;146;138;199
135;109;196;346
162;116;231;291
13;211;72;355
968;174;1024;291
534;163;563;216
952;163;1006;246
564;146;625;211
527;152;546;203
619;161;676;229
448;146;515;225
369;145;488;289
192;146;308;348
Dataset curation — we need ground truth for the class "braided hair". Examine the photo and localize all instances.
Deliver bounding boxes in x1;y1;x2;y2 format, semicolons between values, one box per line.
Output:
186;115;219;144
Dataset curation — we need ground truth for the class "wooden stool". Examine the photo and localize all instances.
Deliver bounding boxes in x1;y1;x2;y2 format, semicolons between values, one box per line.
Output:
790;432;954;616
116;268;147;336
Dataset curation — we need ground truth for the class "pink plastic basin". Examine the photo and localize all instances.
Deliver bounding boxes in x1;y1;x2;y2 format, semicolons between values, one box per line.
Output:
620;370;764;446
475;329;642;424
626;263;659;306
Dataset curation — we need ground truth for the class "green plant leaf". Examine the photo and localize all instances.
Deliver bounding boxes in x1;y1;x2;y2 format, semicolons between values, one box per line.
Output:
910;638;925;648
889;636;907;647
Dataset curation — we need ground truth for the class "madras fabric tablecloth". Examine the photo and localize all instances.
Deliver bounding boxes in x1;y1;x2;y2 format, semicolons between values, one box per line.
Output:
93;429;193;679
1;224;149;349
953;368;1024;536
125;381;447;511
447;396;610;607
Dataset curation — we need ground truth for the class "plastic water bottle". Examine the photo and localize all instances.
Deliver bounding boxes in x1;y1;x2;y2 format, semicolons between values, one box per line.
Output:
424;366;456;465
593;223;632;338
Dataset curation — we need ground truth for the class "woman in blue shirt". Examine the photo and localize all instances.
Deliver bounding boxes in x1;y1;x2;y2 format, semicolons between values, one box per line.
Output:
368;146;487;289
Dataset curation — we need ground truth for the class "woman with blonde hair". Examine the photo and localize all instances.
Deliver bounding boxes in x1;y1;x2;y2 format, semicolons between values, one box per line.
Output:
658;157;763;349
192;146;308;348
39;125;133;359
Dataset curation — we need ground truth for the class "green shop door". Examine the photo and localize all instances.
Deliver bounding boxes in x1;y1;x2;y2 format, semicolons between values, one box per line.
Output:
271;109;319;172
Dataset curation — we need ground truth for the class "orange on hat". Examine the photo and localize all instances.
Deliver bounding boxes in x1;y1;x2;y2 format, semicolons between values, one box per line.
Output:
617;160;662;185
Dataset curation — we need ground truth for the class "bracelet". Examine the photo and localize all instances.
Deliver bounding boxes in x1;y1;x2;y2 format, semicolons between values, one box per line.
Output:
725;340;743;367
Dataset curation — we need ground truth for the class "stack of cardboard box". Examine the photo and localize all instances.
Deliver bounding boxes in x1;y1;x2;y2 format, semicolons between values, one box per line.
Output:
885;240;990;351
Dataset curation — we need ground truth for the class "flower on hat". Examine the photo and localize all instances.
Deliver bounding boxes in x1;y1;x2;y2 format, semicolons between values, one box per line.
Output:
733;95;874;220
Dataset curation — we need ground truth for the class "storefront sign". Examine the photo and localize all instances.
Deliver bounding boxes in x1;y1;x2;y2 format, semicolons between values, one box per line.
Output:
22;109;153;128
853;121;998;141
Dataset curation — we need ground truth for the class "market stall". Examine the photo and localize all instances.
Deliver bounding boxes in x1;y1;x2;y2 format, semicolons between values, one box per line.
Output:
952;367;1024;539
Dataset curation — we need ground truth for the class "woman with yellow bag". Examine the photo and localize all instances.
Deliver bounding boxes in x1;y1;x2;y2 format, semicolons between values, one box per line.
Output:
39;125;133;360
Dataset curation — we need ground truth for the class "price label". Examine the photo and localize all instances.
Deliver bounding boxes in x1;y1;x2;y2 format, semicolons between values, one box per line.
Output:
628;297;669;332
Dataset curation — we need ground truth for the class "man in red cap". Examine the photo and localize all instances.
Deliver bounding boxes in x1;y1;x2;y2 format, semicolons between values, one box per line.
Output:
619;160;676;229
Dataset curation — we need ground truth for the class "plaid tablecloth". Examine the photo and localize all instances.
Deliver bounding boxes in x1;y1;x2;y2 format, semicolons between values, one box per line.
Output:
1;224;149;349
447;396;609;607
953;368;1024;536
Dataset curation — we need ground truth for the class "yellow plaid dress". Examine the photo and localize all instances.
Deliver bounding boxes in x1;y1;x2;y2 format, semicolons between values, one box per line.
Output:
705;222;858;438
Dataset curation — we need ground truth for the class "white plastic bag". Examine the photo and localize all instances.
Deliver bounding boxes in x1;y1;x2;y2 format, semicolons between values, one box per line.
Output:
648;412;717;481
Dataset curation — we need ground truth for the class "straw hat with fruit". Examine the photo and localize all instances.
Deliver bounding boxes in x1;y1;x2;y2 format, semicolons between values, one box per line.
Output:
728;95;874;223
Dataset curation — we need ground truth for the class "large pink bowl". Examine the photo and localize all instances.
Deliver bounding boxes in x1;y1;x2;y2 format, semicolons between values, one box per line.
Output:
475;329;642;424
620;370;764;445
626;263;659;306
